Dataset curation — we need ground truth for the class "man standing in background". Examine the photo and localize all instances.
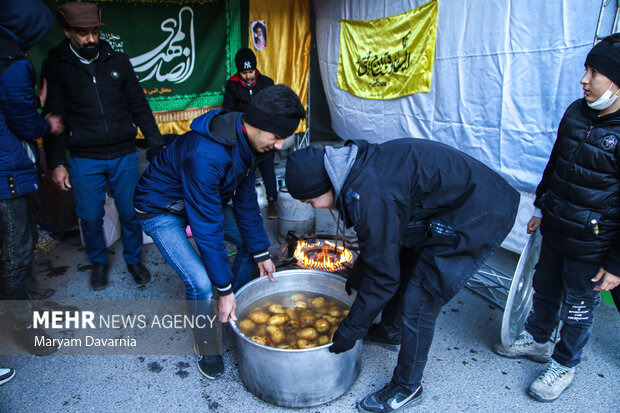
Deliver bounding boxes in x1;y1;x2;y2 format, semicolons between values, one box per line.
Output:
44;2;163;291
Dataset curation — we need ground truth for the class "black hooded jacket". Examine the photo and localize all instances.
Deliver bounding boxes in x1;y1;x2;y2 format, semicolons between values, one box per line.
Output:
535;99;620;272
43;39;162;168
329;139;519;341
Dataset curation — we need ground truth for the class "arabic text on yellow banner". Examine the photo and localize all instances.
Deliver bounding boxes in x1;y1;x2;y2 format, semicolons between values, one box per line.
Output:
337;0;438;100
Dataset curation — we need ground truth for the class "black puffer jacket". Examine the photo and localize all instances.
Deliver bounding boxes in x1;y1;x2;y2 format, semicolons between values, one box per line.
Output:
43;39;162;169
222;71;274;113
535;99;620;272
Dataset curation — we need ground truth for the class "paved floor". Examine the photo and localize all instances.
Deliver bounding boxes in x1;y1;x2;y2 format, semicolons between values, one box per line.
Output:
0;208;618;413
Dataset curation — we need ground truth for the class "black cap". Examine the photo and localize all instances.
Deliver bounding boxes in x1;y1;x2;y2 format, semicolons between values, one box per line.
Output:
235;47;256;72
585;40;620;86
285;146;332;200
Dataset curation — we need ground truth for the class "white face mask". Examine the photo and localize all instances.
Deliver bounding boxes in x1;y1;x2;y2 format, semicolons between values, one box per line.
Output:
587;83;620;110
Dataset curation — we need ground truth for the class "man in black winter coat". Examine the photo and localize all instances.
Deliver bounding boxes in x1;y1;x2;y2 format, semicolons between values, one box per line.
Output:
43;2;163;291
223;48;279;219
285;139;519;413
495;34;620;402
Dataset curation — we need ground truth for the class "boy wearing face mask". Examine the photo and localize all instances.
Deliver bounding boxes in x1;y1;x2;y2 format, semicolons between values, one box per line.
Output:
495;34;620;402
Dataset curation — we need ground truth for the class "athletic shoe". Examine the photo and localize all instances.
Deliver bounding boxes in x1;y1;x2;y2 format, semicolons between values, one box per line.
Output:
528;358;575;402
0;368;16;386
358;381;424;413
494;330;552;363
194;341;224;379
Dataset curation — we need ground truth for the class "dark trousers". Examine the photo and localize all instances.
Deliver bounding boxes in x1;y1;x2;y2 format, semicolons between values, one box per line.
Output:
257;151;277;201
525;239;601;367
69;153;142;264
0;196;36;328
377;249;443;391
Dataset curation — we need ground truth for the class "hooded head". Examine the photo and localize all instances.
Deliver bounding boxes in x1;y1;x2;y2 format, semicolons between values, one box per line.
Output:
285;146;332;200
0;0;53;52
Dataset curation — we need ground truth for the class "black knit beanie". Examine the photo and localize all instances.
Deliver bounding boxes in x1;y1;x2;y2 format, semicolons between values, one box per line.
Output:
285;146;332;200
235;48;256;72
585;40;620;86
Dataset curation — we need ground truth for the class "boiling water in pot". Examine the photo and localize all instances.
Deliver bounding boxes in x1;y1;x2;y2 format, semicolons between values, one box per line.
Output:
237;292;350;349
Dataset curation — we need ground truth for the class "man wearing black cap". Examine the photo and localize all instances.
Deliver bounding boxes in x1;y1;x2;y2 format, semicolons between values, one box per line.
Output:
223;48;279;219
495;34;620;402
285;140;519;412
43;2;163;291
134;84;305;379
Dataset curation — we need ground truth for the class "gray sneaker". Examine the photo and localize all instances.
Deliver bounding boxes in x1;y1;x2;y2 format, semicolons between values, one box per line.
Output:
494;330;552;363
528;358;575;402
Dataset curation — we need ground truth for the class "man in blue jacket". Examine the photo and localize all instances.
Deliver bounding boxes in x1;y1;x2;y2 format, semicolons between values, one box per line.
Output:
285;140;519;413
134;84;305;379
0;0;63;356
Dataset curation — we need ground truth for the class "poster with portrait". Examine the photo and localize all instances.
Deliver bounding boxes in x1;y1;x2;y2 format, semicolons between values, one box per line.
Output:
251;20;267;50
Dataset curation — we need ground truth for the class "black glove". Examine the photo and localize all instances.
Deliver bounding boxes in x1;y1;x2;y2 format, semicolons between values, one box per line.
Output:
329;328;356;354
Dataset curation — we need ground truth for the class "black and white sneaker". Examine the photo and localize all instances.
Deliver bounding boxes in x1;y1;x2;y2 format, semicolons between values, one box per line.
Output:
194;341;224;380
0;368;16;386
358;381;424;413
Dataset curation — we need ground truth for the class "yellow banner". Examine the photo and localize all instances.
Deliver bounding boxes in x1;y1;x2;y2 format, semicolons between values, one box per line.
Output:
249;0;311;132
338;0;438;100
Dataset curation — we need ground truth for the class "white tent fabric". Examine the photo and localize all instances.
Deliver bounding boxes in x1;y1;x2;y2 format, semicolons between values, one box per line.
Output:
314;0;609;253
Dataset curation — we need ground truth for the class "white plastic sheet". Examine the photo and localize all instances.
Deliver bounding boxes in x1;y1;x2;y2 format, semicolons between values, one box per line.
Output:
314;0;609;252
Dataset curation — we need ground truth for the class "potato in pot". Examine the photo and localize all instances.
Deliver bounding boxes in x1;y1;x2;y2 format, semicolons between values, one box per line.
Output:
296;327;318;340
250;336;271;346
248;310;270;324
267;314;289;326
296;339;316;349
266;325;286;344
314;318;330;334
238;319;256;335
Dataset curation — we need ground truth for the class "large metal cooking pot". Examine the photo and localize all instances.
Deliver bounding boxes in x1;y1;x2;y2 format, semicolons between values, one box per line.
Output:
230;269;362;407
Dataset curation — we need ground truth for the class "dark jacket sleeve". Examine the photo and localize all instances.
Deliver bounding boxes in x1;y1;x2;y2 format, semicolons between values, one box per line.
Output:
231;167;271;257
42;57;69;168
534;112;569;208
336;190;404;341
1;60;50;140
181;147;236;293
602;149;620;275
121;54;163;149
222;81;236;111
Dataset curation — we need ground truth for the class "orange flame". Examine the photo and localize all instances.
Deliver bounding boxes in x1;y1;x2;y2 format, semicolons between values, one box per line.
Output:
293;239;354;272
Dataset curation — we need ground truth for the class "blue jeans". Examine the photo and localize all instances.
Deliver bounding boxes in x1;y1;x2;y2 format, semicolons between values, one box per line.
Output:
0;196;37;328
141;205;254;340
525;239;601;367
69;153;142;264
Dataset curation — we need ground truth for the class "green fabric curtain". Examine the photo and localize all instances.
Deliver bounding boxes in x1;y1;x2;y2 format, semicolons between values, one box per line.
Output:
30;0;242;111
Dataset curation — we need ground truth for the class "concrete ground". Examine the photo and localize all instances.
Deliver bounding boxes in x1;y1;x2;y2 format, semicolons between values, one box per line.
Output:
0;205;618;413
